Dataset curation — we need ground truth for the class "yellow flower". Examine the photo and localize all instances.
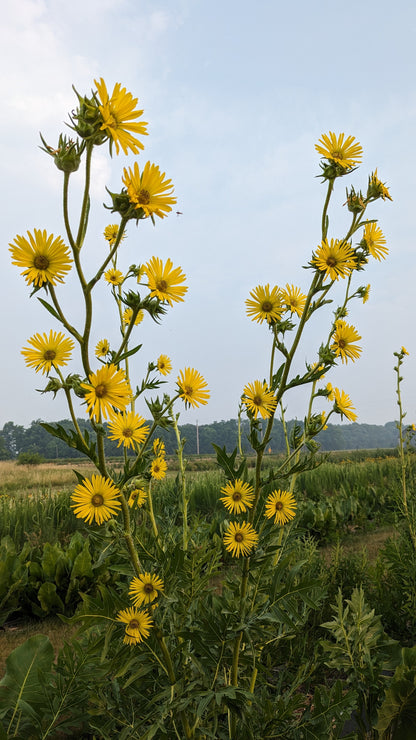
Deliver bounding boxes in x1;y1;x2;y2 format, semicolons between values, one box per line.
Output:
242;380;277;419
220;479;254;514
107;411;149;450
95;339;110;358
333;388;357;422
22;330;74;375
321;411;328;430
71;474;121;525
177;367;210;408
116;607;153;645
151;457;167;480
245;284;283;324
315;132;363;169
152;438;165;457
128;573;164;607
104;268;124;286
281;284;307;318
128;488;147;508
362;284;370;304
122;307;144;325
264;489;297;525
326;382;335;401
9;229;72;287
81;364;131;421
401;346;409;356
223;521;258;558
95;77;148;156
157;354;172;376
368;169;393;201
331;321;362;364
122;161;176;219
103;224;125;246
313;238;356;281
144;256;187;305
362;223;388;261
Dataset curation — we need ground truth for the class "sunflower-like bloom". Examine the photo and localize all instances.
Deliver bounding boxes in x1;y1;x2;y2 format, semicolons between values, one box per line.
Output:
104;268;124;286
128;488;147;508
129;573;164;607
242;380;277;419
177;367;210;408
9;229;72;287
71;474;121;525
95;338;110;358
368;169;392;201
157;354;172;376
333;388;357;422
152;438;165;457
313;239;356;281
401;346;409;356
151;457;167;480
223;521;258;558
220;479;254;514
22;330;74;375
361;223;388;261
264;489;297;525
122;307;144;325
107;411;149;450
281;284;307;318
331;321;362;364
81;364;131;421
315;132;363;169
122;161;176;219
95;78;148;156
144;257;187;305
245;284;283;324
103;224;125;246
117;607;153;645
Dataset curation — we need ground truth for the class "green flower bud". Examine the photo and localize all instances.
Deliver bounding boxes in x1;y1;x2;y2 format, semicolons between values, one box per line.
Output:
345;186;366;213
39;133;84;173
68;86;107;144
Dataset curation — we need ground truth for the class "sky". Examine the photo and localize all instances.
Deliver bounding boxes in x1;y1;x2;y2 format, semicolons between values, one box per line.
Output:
1;0;415;432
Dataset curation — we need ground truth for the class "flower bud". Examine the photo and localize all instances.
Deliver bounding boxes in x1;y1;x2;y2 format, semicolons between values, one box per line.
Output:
39;133;84;173
69;87;107;144
345;186;365;213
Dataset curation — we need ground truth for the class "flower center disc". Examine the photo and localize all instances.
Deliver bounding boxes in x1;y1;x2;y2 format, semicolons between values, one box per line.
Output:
123;428;133;438
235;533;243;542
156;279;168;291
34;254;50;270
91;494;104;507
275;501;283;511
232;492;242;501
138;188;151;205
337;339;346;349
44;350;56;361
326;257;337;267
129;619;140;629
95;383;107;398
144;583;154;593
262;301;272;312
253;395;262;406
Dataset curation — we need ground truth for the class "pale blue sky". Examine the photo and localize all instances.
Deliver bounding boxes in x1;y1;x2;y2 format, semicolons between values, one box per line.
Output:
1;0;415;429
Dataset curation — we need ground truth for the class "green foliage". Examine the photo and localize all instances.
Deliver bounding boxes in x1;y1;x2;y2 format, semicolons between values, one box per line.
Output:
0;634;54;737
16;451;45;466
321;587;401;733
376;646;416;739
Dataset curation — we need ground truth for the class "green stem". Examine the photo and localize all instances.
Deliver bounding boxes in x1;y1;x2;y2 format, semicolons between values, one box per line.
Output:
171;412;188;550
119;491;143;576
146;479;160;541
62;172;76;252
75;141;93;249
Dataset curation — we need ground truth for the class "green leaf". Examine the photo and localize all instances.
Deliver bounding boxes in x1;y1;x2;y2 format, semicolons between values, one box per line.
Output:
37;296;62;322
37;582;65;614
0;635;53;726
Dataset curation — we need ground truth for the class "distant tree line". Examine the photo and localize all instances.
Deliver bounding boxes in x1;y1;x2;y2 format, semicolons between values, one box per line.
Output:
0;418;401;461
